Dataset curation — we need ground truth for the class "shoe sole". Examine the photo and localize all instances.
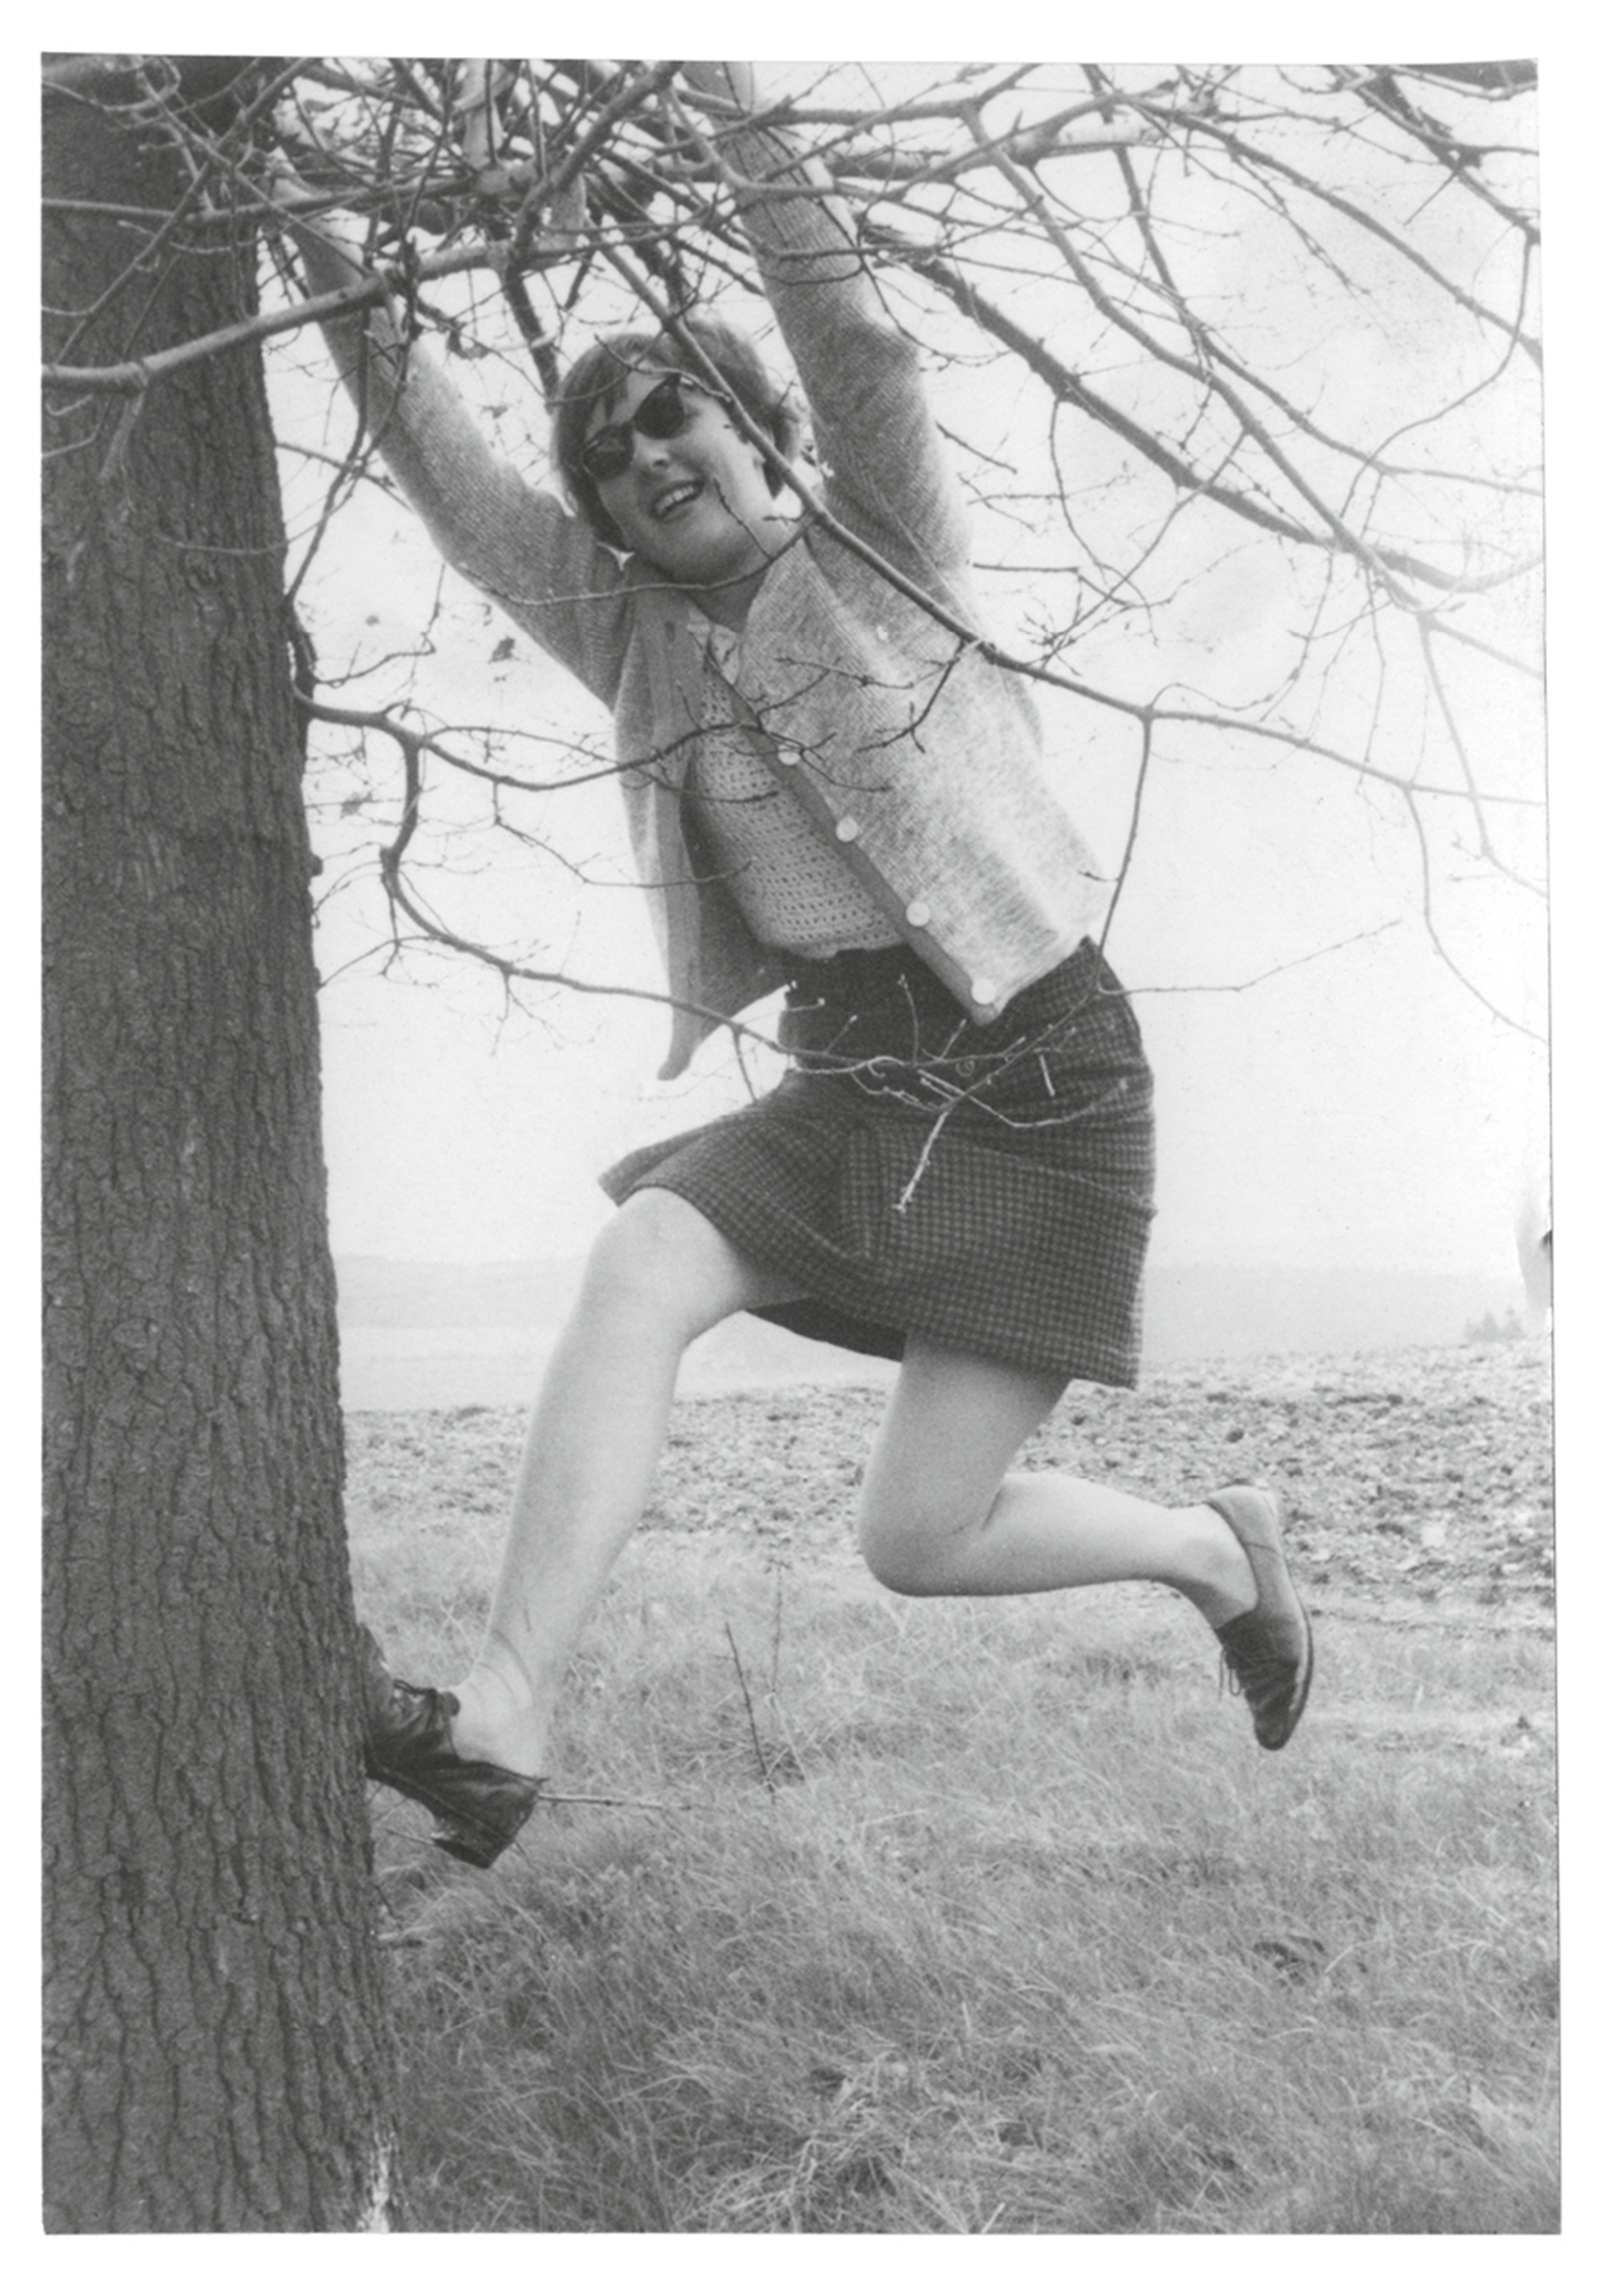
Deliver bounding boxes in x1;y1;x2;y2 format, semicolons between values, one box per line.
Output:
1266;1600;1315;1750
364;1754;512;1868
358;1628;538;1868
1209;1485;1315;1750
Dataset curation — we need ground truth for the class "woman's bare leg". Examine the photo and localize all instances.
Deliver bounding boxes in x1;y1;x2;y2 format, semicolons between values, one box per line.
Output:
446;1190;792;1775
857;1340;1258;1619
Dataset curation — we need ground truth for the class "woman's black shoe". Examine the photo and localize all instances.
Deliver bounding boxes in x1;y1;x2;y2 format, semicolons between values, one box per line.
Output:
1206;1487;1314;1751
358;1627;543;1869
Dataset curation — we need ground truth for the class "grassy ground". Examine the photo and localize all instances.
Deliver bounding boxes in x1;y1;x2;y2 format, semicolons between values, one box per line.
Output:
348;1343;1557;2234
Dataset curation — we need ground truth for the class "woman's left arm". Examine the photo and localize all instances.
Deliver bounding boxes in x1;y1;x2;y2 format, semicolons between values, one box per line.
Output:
680;63;970;582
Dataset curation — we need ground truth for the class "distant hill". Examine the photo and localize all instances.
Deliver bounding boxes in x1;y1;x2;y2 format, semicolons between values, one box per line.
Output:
1142;1264;1525;1360
335;1255;1525;1361
337;1255;581;1331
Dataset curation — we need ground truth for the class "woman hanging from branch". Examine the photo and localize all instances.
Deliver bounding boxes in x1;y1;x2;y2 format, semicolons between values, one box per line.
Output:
282;60;1313;1868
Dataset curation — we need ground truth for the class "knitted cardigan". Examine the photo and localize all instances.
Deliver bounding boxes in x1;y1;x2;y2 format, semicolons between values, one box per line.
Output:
300;117;1109;1077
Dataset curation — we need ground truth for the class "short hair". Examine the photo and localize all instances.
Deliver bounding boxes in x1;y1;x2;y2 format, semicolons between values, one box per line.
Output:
551;317;804;550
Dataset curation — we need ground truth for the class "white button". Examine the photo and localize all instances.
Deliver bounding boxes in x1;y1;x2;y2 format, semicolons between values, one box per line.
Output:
970;977;998;1007
834;816;861;842
875;624;890;643
905;899;932;928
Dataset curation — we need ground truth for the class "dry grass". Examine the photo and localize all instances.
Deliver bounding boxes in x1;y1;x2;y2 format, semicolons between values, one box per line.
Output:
348;1346;1557;2234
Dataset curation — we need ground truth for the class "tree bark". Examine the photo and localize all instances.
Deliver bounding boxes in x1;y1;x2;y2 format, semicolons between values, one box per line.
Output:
43;59;399;2230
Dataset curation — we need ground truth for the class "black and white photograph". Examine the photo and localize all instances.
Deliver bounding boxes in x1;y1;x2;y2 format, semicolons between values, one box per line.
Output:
42;33;1561;2241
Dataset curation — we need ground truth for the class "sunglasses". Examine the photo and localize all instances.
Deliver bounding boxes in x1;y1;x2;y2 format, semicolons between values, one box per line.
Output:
577;373;726;487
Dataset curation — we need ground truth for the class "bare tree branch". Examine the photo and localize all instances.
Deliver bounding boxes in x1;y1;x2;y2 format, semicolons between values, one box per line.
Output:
46;55;1541;1036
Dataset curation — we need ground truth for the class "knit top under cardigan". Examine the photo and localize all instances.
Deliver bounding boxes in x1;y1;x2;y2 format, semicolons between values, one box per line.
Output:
299;116;1111;1079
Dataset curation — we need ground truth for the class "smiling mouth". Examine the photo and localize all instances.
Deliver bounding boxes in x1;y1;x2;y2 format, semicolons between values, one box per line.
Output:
650;481;703;521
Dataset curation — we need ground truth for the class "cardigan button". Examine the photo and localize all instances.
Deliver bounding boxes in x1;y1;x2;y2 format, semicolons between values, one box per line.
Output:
905;899;932;928
834;816;861;842
970;977;998;1008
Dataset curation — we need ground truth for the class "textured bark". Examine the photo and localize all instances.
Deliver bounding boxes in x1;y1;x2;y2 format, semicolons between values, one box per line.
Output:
43;61;399;2230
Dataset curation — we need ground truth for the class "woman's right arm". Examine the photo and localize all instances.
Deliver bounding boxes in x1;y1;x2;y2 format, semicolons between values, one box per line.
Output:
286;204;633;704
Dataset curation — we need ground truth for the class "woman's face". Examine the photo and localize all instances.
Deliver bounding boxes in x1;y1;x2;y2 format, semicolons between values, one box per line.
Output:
586;368;794;591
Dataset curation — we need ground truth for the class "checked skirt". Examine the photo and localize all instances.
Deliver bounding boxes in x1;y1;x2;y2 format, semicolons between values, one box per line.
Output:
601;938;1156;1387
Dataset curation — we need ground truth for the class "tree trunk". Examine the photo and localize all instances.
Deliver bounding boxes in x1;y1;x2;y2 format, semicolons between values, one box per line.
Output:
43;60;399;2230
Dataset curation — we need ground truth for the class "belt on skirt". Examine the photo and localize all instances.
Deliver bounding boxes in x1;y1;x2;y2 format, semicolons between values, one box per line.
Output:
782;942;936;1009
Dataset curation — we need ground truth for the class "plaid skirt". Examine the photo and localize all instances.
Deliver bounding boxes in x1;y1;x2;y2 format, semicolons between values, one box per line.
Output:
600;939;1156;1385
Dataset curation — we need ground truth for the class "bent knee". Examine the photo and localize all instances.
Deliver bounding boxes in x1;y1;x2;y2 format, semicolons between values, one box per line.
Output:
581;1193;708;1311
855;1495;979;1596
577;1191;758;1341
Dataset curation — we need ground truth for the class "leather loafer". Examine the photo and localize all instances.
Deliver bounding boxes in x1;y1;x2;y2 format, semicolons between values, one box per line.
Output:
358;1626;543;1868
1207;1486;1314;1751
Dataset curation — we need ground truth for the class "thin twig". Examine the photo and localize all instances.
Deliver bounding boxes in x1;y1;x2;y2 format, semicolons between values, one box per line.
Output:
538;1790;690;1810
724;1622;777;1796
